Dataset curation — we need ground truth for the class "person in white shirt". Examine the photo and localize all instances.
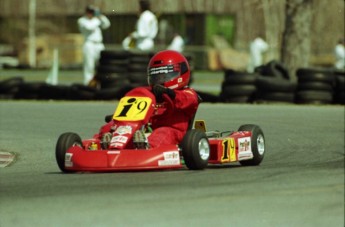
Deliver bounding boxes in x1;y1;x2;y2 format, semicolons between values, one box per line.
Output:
167;33;185;53
122;0;158;51
78;5;110;85
334;38;345;70
247;37;269;73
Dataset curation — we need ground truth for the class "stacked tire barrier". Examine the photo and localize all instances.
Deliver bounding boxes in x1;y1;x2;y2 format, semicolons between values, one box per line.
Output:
220;69;257;103
219;61;343;105
96;50;130;89
295;68;335;104
1;52;343;104
127;52;154;86
254;61;296;103
0;77;99;100
92;50;160;100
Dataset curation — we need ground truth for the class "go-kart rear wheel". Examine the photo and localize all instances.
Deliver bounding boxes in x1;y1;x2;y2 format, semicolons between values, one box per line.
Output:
238;124;265;166
55;132;82;173
181;129;210;170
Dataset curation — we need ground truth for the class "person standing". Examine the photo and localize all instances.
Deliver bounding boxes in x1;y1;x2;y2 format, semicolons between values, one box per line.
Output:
247;37;269;73
167;33;185;53
334;38;345;70
122;0;158;51
78;5;110;85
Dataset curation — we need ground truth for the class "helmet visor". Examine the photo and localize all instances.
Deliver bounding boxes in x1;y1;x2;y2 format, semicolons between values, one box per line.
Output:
148;64;180;85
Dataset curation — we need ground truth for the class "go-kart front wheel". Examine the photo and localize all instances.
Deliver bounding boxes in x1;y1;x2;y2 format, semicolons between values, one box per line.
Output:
55;132;82;173
238;124;265;166
180;129;210;170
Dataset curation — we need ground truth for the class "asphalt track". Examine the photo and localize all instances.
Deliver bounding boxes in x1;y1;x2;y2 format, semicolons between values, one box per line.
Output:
0;101;344;227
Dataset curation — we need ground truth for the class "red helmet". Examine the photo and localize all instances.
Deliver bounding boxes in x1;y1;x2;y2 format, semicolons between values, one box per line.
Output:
147;50;190;90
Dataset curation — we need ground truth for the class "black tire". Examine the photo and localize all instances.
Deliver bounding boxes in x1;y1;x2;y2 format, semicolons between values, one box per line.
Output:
127;63;148;72
97;73;131;89
295;91;333;104
180;129;210;170
255;92;295;103
100;50;129;59
256;77;297;92
14;82;46;100
99;58;129;66
334;91;345;104
0;77;23;93
255;60;290;80
297;82;333;92
95;84;134;100
268;60;290;80
128;72;148;84
70;84;96;100
129;52;153;64
237;124;265;166
296;68;335;84
97;65;128;73
223;73;257;85
221;84;256;96
55;132;82;173
39;84;72;100
335;75;345;92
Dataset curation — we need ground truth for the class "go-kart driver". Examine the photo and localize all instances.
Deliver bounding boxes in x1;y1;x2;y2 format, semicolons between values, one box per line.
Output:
101;50;201;149
142;50;200;148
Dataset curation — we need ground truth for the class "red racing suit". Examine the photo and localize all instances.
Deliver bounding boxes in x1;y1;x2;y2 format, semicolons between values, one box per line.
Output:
148;87;200;148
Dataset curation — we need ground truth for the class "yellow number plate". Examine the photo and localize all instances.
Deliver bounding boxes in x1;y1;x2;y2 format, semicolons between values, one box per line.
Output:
113;97;152;121
221;138;236;162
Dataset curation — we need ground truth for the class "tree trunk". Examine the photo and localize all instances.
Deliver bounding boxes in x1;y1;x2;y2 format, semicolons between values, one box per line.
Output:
281;0;314;81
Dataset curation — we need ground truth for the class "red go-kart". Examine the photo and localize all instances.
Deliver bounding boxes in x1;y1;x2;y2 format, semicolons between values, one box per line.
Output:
55;87;265;172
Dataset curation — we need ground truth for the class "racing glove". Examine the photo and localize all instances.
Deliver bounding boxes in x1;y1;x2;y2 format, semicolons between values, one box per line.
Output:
153;84;176;100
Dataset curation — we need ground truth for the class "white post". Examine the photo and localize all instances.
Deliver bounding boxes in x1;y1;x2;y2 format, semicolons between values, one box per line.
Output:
28;0;36;68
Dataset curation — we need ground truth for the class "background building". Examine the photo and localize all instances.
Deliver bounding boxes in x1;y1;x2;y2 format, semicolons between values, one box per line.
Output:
0;0;343;69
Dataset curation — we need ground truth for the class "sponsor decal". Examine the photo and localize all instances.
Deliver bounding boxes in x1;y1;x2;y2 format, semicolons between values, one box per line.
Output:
158;159;180;166
163;151;179;160
115;126;132;135
110;142;123;148
238;137;253;160
158;151;180;166
111;135;128;144
239;137;251;152
149;64;179;75
65;153;73;167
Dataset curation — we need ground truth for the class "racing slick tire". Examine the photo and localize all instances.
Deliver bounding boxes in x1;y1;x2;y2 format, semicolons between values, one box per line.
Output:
55;132;82;173
180;129;210;170
238;124;265;166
